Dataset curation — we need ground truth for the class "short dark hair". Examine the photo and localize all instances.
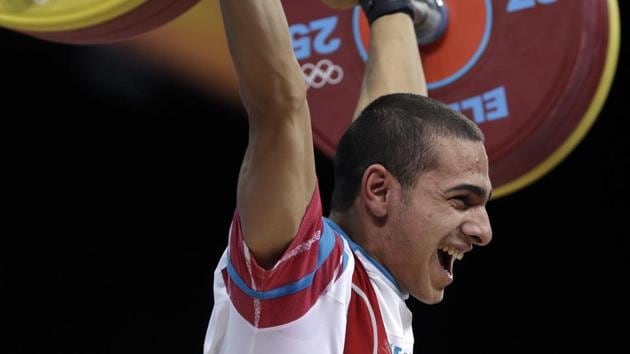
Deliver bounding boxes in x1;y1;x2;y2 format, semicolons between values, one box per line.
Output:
330;93;484;212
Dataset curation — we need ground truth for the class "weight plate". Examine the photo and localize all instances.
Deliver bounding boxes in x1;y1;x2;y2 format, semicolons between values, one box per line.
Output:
0;0;145;32
0;0;199;44
281;0;620;198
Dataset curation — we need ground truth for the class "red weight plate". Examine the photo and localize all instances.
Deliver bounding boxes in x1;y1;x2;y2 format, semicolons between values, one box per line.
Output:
282;0;619;197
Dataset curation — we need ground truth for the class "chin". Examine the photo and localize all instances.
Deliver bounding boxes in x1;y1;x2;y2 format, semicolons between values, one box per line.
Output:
413;289;445;305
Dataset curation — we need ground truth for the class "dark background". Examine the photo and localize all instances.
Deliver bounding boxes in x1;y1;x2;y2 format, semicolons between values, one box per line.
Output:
2;2;628;354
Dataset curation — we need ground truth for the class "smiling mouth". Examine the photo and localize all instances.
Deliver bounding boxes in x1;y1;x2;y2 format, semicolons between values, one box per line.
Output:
437;246;464;277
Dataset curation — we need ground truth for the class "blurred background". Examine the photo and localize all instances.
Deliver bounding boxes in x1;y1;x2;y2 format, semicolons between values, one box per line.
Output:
1;1;628;353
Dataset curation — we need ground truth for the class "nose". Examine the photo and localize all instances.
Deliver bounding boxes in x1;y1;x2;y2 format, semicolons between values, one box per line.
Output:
461;207;493;246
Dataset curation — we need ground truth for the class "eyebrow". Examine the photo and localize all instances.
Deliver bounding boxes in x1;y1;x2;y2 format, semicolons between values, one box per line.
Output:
446;184;492;200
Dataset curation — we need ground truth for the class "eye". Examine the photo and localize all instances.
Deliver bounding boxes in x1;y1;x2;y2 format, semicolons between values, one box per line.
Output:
450;195;470;209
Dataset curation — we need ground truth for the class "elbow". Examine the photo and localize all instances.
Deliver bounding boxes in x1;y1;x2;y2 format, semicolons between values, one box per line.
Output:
242;71;308;117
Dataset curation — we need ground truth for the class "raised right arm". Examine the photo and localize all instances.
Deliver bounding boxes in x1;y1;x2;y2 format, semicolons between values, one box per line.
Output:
352;5;428;119
221;0;316;267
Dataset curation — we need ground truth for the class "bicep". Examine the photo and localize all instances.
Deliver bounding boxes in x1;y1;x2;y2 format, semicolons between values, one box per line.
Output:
236;100;316;268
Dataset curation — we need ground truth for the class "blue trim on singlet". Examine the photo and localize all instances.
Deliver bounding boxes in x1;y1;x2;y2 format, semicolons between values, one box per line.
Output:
323;217;401;291
227;220;338;300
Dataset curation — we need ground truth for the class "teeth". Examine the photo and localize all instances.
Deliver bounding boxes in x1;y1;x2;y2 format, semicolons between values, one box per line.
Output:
439;245;464;261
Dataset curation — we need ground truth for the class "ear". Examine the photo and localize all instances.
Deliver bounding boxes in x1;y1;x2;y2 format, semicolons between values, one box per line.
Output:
362;164;396;218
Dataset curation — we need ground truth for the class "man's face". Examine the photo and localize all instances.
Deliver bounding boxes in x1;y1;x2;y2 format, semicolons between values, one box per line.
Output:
384;136;493;304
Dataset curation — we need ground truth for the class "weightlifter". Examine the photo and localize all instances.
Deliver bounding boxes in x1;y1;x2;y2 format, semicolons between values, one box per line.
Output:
204;0;493;353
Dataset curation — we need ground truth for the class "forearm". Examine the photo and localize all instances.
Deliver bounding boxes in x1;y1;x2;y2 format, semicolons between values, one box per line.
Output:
220;0;306;117
353;13;427;119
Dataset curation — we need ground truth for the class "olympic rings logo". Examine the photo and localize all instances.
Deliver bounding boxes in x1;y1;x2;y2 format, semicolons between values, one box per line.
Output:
301;59;344;89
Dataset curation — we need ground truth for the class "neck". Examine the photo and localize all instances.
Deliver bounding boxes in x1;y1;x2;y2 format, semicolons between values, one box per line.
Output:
329;209;382;265
328;210;356;239
328;210;401;292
